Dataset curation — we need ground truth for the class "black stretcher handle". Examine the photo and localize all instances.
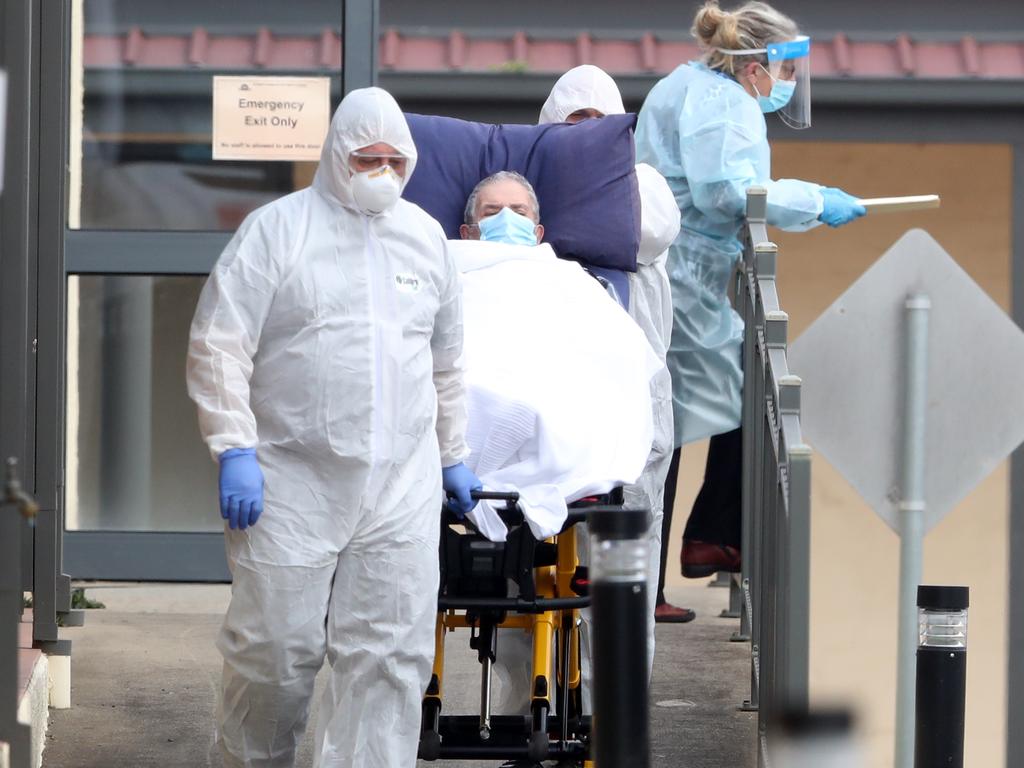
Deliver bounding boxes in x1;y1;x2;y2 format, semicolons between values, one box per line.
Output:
444;492;614;535
470;490;520;502
563;504;621;527
565;509;589;526
444;489;522;527
444;489;520;503
437;595;590;612
443;497;602;532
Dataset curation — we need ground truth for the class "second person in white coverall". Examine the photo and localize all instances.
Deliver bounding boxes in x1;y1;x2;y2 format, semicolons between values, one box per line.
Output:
186;87;480;768
538;64;689;693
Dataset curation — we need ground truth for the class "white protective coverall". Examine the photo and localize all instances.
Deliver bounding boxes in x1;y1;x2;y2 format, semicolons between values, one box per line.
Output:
453;239;660;715
186;87;468;768
454;239;660;543
538;66;682;689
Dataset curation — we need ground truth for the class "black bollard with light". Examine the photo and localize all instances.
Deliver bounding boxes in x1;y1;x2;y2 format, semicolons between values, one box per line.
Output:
915;585;968;768
588;506;650;768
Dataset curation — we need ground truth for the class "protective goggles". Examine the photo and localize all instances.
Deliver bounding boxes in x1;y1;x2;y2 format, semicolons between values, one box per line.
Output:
349;149;409;175
719;35;812;130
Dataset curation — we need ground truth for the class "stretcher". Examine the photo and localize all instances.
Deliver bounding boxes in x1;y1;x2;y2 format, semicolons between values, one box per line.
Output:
418;489;621;766
407;115;652;765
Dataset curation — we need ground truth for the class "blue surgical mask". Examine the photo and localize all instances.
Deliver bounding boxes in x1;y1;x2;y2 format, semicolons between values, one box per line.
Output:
477;207;539;246
757;72;796;114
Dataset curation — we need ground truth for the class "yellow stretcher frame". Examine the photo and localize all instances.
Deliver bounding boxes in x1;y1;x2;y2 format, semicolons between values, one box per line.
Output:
422;519;595;767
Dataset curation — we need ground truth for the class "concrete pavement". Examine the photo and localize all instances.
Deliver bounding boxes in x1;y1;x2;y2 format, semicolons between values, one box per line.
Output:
41;580;754;767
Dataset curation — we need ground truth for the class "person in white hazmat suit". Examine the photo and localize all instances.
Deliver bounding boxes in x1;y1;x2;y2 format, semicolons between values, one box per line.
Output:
541;65;700;626
186;87;482;768
540;64;692;671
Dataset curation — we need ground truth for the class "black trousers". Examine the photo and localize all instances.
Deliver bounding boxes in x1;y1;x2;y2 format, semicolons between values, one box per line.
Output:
656;427;743;604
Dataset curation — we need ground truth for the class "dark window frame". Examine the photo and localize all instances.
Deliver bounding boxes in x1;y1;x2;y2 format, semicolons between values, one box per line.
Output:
48;0;378;581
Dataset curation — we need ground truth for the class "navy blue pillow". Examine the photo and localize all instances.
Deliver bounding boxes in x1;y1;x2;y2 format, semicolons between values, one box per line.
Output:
402;113;640;273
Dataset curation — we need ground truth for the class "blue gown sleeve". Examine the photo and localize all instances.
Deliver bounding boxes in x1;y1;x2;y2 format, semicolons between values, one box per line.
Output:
680;102;823;232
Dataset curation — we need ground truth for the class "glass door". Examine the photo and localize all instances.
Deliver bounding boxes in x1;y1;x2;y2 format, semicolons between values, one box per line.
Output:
58;0;376;580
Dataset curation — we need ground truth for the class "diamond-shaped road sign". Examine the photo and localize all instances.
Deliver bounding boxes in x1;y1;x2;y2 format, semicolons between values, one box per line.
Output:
789;228;1024;533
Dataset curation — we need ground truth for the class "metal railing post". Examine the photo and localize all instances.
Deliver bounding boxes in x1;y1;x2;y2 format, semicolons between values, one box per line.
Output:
736;255;756;638
739;188;769;645
737;189;813;764
761;310;788;728
780;376;811;711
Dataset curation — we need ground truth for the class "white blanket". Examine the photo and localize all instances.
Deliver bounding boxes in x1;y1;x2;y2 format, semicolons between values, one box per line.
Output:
452;240;662;541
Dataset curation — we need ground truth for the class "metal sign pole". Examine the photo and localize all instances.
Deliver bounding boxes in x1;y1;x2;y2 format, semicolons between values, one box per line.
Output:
894;294;931;768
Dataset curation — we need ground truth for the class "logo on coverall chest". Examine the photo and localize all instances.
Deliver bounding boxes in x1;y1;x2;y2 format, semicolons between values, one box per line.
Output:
394;273;422;294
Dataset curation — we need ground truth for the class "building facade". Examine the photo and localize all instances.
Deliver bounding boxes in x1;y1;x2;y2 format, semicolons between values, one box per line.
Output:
1;2;1021;766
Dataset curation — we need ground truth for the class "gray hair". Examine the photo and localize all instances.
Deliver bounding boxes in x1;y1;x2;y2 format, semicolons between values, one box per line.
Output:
463;171;541;226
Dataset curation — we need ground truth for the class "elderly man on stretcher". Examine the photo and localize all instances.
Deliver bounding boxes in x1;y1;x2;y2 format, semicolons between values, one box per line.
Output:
453;169;660;543
448;167;680;719
400;108;679;720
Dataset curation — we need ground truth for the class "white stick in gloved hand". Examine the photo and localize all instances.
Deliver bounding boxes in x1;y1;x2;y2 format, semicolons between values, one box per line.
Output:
856;195;941;213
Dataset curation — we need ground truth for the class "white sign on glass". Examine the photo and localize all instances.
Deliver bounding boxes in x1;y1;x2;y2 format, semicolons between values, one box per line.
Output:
212;75;330;162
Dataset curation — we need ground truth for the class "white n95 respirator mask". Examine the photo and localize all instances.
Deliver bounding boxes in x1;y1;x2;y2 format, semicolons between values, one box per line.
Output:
350;165;401;216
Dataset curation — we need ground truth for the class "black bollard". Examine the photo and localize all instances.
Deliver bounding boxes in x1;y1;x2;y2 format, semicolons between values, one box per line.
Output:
588;506;650;768
915;585;969;768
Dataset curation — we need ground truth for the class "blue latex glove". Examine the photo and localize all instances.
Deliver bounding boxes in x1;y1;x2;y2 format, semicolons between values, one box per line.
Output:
218;448;264;530
442;462;483;519
818;187;867;228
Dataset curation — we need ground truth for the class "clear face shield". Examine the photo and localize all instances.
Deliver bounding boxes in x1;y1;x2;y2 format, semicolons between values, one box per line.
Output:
764;36;811;129
720;35;812;129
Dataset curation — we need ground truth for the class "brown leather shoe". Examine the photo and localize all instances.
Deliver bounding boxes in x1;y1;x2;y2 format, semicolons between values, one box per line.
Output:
654;601;696;623
681;539;741;579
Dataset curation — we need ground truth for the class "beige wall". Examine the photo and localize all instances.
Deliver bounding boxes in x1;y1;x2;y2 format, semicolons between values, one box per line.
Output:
665;142;1012;768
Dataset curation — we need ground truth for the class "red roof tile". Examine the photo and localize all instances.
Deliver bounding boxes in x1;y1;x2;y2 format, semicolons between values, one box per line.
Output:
82;28;1024;80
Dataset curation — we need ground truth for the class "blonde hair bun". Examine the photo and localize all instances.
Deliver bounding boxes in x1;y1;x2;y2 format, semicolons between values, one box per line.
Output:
691;1;800;75
692;2;741;51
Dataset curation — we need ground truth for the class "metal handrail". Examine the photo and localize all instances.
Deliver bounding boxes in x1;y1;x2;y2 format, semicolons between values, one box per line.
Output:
735;187;813;766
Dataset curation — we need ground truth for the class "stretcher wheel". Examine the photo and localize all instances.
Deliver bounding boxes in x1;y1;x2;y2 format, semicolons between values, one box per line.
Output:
528;730;549;762
418;730;441;761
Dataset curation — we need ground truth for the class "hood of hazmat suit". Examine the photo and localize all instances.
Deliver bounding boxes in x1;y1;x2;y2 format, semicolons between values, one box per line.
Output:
636;61;824;446
538;64;627;124
187;87;467;767
538;66;680;690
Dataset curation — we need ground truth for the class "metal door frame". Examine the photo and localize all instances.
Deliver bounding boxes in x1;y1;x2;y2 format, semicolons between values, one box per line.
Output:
43;0;379;582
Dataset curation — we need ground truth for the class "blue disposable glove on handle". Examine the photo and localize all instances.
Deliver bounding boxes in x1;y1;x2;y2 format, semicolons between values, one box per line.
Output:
219;448;264;531
818;187;867;228
442;462;483;519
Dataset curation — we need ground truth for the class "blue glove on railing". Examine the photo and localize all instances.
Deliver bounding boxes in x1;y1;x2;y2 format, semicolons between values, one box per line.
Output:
219;448;264;530
442;462;483;519
818;187;867;228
